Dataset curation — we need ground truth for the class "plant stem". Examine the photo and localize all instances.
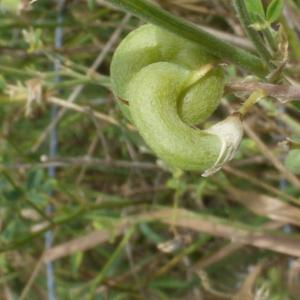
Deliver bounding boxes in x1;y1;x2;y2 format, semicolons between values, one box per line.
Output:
109;0;267;77
239;89;267;117
263;27;277;53
234;0;274;69
88;226;136;300
280;16;300;63
0;197;148;253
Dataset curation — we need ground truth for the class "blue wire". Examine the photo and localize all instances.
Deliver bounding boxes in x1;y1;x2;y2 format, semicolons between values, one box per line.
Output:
45;1;65;299
278;107;293;268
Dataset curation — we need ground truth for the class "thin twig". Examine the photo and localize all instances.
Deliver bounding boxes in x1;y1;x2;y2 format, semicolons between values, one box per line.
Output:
31;14;131;152
0;156;160;171
19;255;45;300
244;122;300;190
45;207;300;262
48;96;119;126
234;0;273;68
227;81;300;102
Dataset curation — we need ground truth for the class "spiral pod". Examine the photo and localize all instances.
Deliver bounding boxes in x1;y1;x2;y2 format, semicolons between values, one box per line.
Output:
110;24;243;175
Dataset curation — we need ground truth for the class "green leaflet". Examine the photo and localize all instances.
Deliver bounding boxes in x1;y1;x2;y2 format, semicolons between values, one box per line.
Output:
246;0;265;22
285;149;300;175
266;0;284;23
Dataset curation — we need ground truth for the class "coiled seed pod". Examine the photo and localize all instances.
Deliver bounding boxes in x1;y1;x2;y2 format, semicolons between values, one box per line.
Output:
110;24;243;175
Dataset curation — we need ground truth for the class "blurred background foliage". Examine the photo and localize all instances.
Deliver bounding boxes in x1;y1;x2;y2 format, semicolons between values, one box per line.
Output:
0;0;300;299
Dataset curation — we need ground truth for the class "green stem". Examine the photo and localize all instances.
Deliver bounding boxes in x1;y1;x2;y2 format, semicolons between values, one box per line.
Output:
0;196;147;253
239;89;267;117
234;0;274;69
263;27;277;53
88;226;136;300
109;0;267;77
280;16;300;63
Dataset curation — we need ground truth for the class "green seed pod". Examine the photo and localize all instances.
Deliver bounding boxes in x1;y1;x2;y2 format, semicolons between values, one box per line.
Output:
110;24;243;175
285;149;300;175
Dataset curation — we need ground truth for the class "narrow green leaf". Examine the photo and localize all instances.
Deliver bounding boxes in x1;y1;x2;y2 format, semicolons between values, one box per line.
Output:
87;0;96;10
245;0;265;20
266;0;284;23
70;251;84;274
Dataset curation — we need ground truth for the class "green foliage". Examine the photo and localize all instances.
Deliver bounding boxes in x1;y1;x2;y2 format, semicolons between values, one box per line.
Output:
245;0;284;25
87;0;96;11
0;1;299;300
0;0;20;13
285;149;300;175
246;0;265;21
266;0;284;23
